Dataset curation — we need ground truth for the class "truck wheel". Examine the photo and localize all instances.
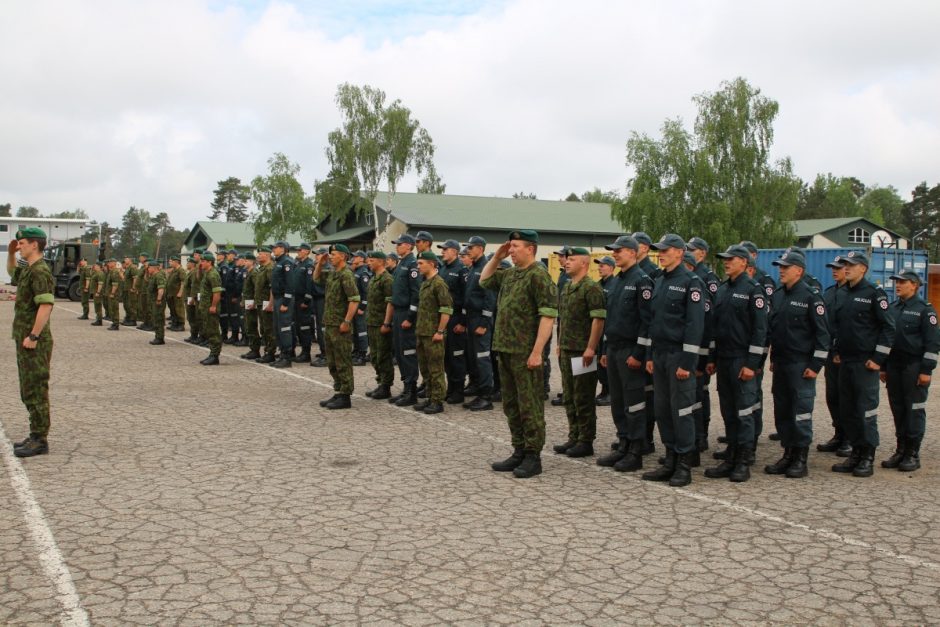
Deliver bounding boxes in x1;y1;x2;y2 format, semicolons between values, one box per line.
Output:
67;279;81;301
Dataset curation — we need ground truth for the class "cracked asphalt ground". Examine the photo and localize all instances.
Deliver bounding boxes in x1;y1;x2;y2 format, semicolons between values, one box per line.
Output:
2;301;939;625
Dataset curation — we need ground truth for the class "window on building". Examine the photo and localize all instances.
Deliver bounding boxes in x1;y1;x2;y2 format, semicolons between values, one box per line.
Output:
0;224;8;232
848;227;870;244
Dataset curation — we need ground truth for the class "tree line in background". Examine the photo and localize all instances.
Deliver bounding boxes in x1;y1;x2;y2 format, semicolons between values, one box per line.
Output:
5;77;937;259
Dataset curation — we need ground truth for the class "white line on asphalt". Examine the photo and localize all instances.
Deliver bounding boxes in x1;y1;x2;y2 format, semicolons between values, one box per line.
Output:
0;424;90;626
64;306;940;574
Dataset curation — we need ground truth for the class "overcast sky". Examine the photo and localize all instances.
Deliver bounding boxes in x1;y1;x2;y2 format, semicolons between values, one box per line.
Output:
2;0;938;229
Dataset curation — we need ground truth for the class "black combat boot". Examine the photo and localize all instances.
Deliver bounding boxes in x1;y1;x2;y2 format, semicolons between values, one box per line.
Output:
122;319;137;327
566;441;594;458
817;431;844;453
832;446;862;473
613;440;644;472
416;382;427;399
149;338;165;345
730;446;752;482
785;447;809;478
852;446;875;477
595;390;611;406
642;449;676;482
768;432;780;441
553;439;575;454
413;399;431;412
271;356;292;368
705;447;737;479
108;323;120;331
241;350;261;360
422;402;444;415
835;441;852;457
293;351;311;363
352;353;367;366
370;384;392;400
712;445;732;460
898;438;921;472
881;439;904;468
311;354;327;367
256;352;276;364
491;448;525;472
463;383;481;397
550;393;564;406
490;390;502;402
445;384;465;404
77;313;89;320
13;434;48;458
687;448;701;468
467;395;494;411
512;452;542;478
91;319;103;326
597;438;628;467
669;452;693;487
319;394;340;407
325;394;351;410
764;448;794;475
200;355;220;366
395;383;418;407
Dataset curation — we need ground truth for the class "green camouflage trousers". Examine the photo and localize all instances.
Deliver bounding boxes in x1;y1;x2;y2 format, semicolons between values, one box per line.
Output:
244;307;260;352
138;290;151;326
367;325;394;386
560;348;598;443
325;325;354;394
93;294;103;319
259;310;275;356
124;289;137;321
201;307;221;356
16;338;53;437
498;352;546;453
417;335;446;404
153;299;166;340
186;301;199;337
81;288;90;316
108;294;120;322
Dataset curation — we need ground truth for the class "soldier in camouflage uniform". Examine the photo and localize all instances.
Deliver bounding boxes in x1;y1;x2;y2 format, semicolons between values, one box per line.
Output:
77;258;91;319
552;247;607;458
198;251;223;365
106;258;122;330
89;261;104;325
365;251;395;400
184;253;202;343
254;247;277;363
480;230;559;479
8;227;56;457
148;260;167;345
165;255;184;331
121;256;138;326
239;252;262;360
314;244;361;409
414;250;454;415
135;252;153;331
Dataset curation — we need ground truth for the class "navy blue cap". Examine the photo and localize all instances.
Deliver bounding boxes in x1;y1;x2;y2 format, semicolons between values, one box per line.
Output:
739;241;759;255
843;251;870;266
273;241;290;249
392;234;416;245
353;250;367;259
772;250;807;269
632;232;652;246
415;231;433;242
297;242;311;251
686;237;709;252
825;256;847;269
437;239;460;251
593;255;616;267
682;251;697;267
387;252;400;261
716;245;751;261
458;247;470;256
605;235;638;251
467;235;487;247
652;233;686;251
890;270;921;283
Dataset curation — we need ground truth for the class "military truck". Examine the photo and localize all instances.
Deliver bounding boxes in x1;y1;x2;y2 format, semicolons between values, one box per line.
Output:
42;241;105;300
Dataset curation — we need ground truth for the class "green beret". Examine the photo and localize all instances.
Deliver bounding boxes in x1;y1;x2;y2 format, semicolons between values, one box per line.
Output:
367;250;387;260
193;248;204;254
508;229;539;243
330;243;351;255
148;260;160;267
170;255;180;262
567;247;590;256
186;258;196;265
242;252;256;260
257;246;272;253
201;251;215;261
416;250;439;263
138;252;150;259
16;226;47;239
107;257;117;263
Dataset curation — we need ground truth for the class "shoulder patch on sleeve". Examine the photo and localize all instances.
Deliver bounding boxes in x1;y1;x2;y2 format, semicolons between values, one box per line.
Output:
929;314;937;326
880;299;888;310
765;285;773;296
709;282;718;293
816;304;826;316
754;296;765;309
410;269;419;279
690;290;701;303
641;288;652;300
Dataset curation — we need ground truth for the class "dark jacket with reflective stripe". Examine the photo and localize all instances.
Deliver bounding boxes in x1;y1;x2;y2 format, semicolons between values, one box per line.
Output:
711;273;768;370
888;295;939;375
769;279;831;373
648;264;705;372
603;264;653;362
833;278;895;365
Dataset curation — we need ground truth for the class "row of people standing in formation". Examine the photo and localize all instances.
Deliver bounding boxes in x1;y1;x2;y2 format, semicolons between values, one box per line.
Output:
78;229;937;483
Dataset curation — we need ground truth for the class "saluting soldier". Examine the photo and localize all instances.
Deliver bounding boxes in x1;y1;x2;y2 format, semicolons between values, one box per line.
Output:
481;230;558;479
596;236;654;472
239;252;262;360
121;255;138;326
77;258;91;320
703;245;768;483
197;251;223;365
106;258;122;331
831;251;895;477
270;241;295;368
552;247;606;458
254;247;277;363
763;250;830;479
387;234;421;406
315;244;361;409
89;261;104;326
365;251;395;400
817;256;851;456
413;250;454;415
642;234;705;487
436;240;469;404
881;270;939;471
147;260;167;345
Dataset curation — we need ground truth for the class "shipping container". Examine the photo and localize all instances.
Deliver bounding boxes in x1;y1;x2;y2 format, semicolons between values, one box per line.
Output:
756;247;930;300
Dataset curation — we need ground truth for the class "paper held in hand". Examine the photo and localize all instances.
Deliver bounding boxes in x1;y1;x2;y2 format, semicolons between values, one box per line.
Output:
571;355;597;376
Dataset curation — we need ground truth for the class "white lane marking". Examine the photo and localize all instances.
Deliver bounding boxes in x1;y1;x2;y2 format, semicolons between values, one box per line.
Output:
0;425;90;626
62;305;940;574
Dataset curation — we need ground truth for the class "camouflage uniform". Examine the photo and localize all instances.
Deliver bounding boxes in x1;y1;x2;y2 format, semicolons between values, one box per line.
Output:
107;264;122;322
480;264;558;453
137;264;152;327
255;260;276;358
149;268;168;341
559;275;607;445
13;259;55;438
242;264;260;353
165;265;183;328
368;270;395;386
317;265;360;394
199;266;223;357
79;264;91;317
185;265;201;338
122;263;138;323
90;267;104;320
416;273;454;405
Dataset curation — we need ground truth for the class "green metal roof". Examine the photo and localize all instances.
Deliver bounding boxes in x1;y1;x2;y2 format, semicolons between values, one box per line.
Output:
374;192;621;234
791;217;863;238
312;225;374;245
183;221;306;249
